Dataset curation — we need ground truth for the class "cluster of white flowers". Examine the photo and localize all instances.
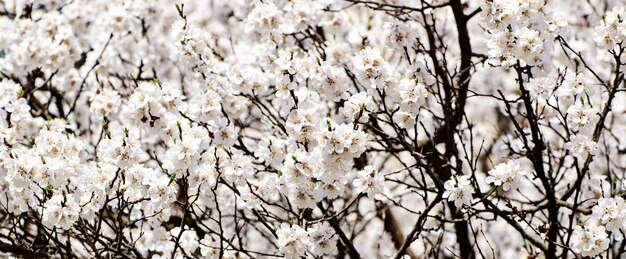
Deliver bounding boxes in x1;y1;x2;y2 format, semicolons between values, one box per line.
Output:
0;13;82;78
89;88;122;121
0;79;35;142
276;223;337;259
277;224;310;259
341;91;376;123
352;47;391;88
443;175;474;207
274;119;369;209
570;224;610;257
393;78;428;129
593;7;626;49
566;101;599;132
565;134;598;158
353;165;385;198
569;197;626;257
3;123;109;228
383;19;419;51
485;159;528;191
480;0;566;72
591;197;626;237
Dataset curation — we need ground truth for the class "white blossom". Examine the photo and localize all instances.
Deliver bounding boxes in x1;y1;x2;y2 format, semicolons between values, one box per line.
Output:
353;165;384;198
276;223;310;259
443;175;474;207
591;197;626;239
565;134;598;158
485;159;528;191
570;224;610;257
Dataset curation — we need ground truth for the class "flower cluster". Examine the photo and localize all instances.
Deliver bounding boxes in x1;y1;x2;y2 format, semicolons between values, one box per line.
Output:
480;0;566;72
443;175;474;207
275;120;369;209
569;197;626;257
593;7;626;49
566;101;599;132
564;134;598;158
383;19;418;51
0;13;82;78
485;159;528;191
591;197;626;237
1;80;35;140
353;165;385;198
570;223;610;257
277;223;337;259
